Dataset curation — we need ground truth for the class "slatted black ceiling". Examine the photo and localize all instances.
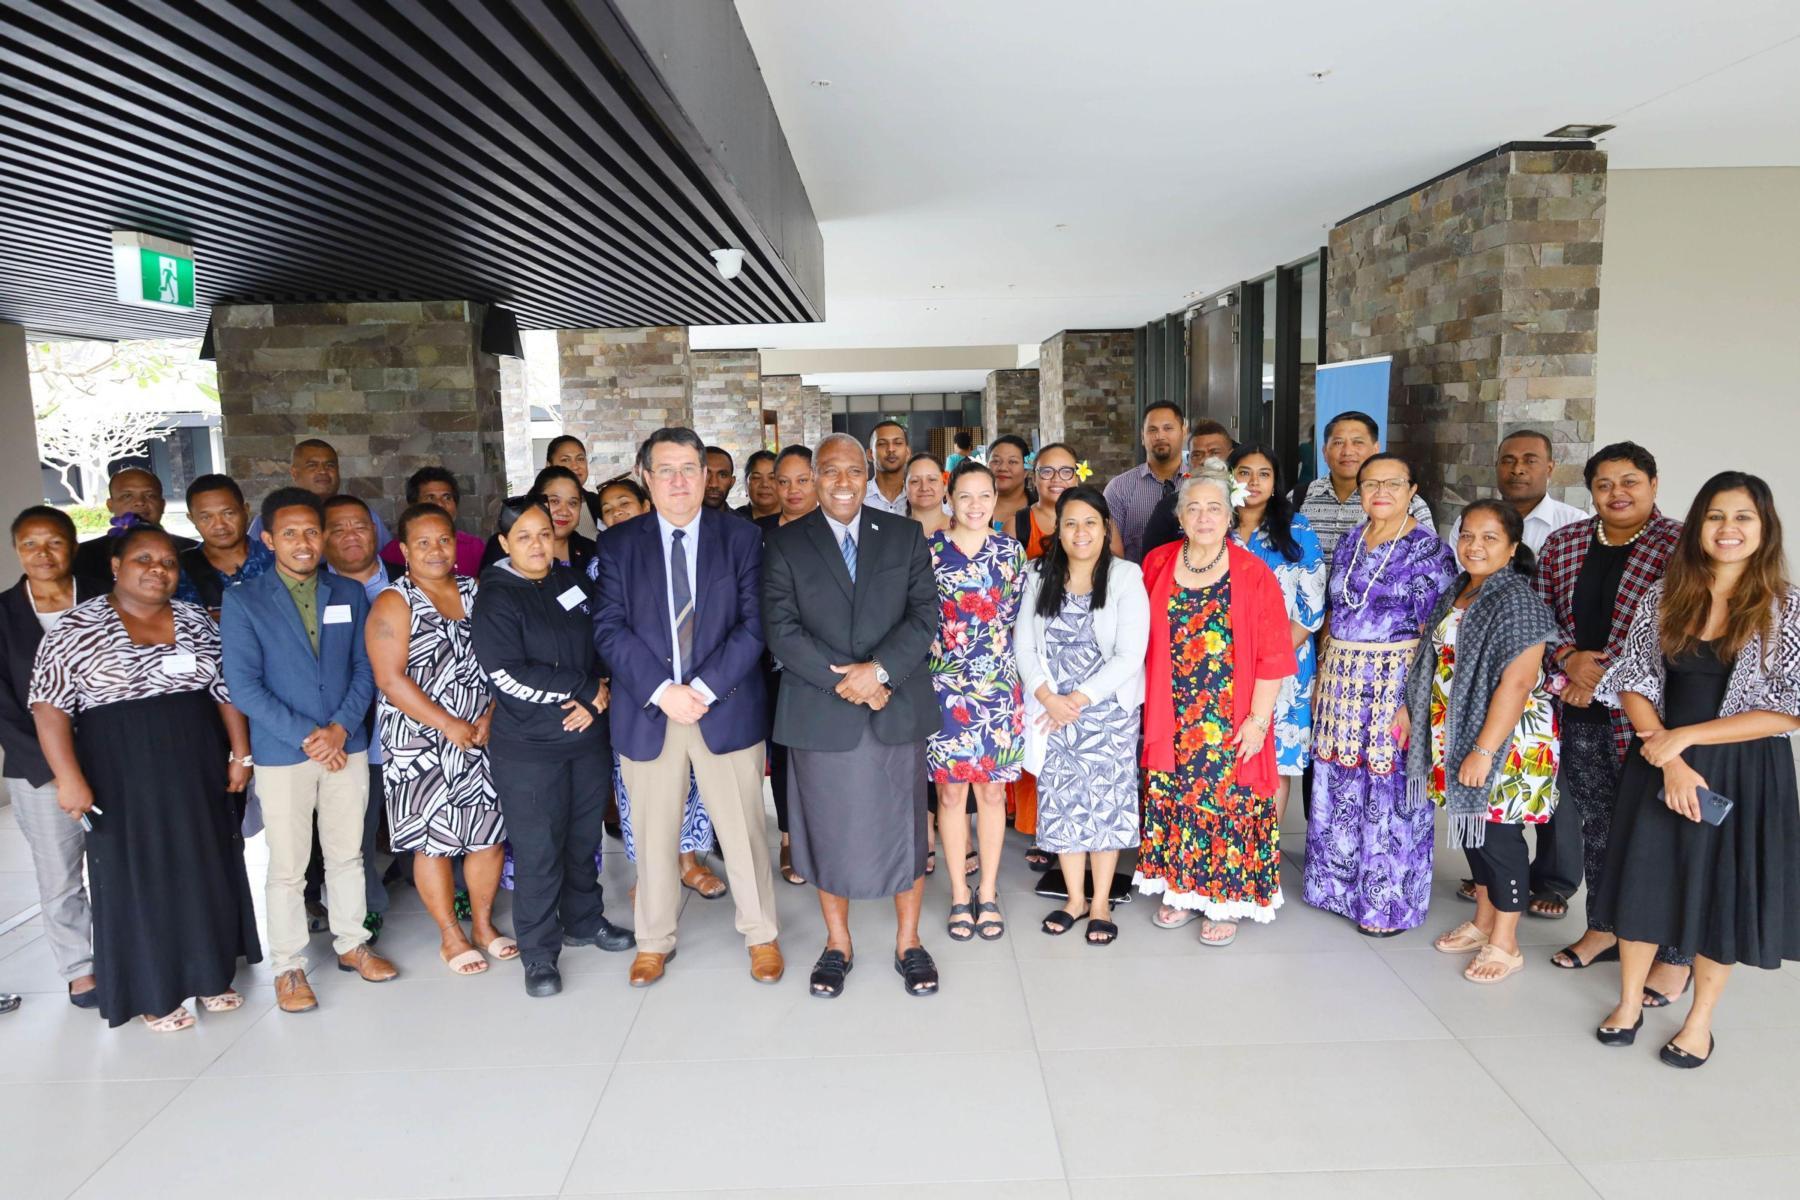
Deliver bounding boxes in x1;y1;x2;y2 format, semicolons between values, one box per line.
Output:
0;0;823;341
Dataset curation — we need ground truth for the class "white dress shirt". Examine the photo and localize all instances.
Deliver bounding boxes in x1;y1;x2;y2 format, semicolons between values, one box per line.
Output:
864;477;908;516
649;511;717;706
824;508;862;550
1449;493;1589;554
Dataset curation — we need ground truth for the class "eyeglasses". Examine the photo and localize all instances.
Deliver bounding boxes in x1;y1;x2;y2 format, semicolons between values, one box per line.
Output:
1359;478;1412;496
1035;466;1078;482
650;465;703;483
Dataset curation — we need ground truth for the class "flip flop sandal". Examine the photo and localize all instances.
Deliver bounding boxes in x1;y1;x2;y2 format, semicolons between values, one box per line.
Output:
1199;919;1238;947
1086;918;1119;946
1456;879;1477;903
1154;905;1199;930
974;899;1005;941
964;850;981;878
199;991;244;1013
894;947;940;996
1527;891;1570;920
946;902;976;942
1643;971;1693;1009
780;843;807;886
1463;944;1525;984
1434;921;1490;954
143;1006;195;1033
1550;942;1619;969
484;935;520;961
809;948;852;999
681;865;729;900
1041;909;1079;936
442;948;488;975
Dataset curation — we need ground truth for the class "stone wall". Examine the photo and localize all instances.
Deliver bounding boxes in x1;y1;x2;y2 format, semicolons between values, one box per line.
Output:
761;373;806;451
499;353;534;492
557;325;691;481
800;384;830;449
690;348;763;506
982;368;1039;446
1038;331;1137;483
1326;146;1606;512
214;300;505;534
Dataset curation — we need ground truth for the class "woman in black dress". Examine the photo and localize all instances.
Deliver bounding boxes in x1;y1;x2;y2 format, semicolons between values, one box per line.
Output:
29;526;260;1031
1591;471;1800;1068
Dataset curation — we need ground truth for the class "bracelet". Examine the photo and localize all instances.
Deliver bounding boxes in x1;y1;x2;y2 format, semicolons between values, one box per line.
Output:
1472;745;1495;759
1247;713;1270;732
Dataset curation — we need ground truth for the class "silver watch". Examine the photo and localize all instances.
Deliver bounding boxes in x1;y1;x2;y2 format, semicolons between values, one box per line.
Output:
872;661;891;686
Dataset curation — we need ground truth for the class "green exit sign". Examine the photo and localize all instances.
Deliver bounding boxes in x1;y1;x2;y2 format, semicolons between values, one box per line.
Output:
111;230;195;311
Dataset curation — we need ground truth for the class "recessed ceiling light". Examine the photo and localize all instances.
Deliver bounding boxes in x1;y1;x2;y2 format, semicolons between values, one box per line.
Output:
924;305;940;312
929;283;945;290
1308;69;1332;81
1545;123;1615;139
1053;223;1068;231
809;79;832;88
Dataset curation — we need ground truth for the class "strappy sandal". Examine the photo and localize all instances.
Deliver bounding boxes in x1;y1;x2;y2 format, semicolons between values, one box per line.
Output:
1434;921;1490;954
893;946;939;996
974;899;1005;941
925;847;937;875
1024;846;1053;872
1463;944;1525;984
964;850;980;878
780;843;806;886
946;901;976;942
1456;878;1477;903
1527;891;1569;920
1551;942;1618;969
1199;919;1238;947
1643;969;1693;1009
199;990;244;1012
1086;917;1118;946
681;864;728;900
143;1006;195;1033
809;948;852;999
1041;909;1079;936
442;948;488;976
484;935;520;961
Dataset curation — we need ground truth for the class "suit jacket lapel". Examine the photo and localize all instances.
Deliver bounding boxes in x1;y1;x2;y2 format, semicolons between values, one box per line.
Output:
851;508;883;610
804;510;855;603
639;516;673;659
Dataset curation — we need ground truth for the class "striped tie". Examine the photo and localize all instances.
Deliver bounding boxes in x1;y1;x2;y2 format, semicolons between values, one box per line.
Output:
670;528;693;682
840;530;857;582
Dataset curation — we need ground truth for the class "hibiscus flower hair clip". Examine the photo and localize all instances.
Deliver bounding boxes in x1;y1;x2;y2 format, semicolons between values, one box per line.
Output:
1227;477;1250;509
1075;460;1093;483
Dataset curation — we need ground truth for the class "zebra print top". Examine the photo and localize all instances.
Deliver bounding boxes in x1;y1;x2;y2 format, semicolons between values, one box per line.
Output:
375;576;490;779
29;596;229;715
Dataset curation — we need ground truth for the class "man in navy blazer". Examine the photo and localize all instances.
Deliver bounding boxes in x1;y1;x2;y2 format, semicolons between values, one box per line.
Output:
593;427;781;988
222;487;397;1014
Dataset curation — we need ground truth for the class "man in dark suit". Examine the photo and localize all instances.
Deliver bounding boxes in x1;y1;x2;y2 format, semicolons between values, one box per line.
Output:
222;486;398;1014
594;427;781;988
71;467;197;589
763;433;940;999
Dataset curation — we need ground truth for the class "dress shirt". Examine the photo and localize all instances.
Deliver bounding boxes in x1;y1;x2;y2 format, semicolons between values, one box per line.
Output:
648;511;718;707
864;477;909;516
1448;493;1589;554
1102;461;1183;563
823;508;861;549
279;568;320;653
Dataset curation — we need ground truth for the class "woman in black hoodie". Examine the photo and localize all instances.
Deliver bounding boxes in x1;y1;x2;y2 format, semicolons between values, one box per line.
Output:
473;495;633;998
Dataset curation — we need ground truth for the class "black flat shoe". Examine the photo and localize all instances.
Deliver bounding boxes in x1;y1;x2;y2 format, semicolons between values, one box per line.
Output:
1356;924;1405;939
1596;1013;1644;1046
523;962;562;998
1551;942;1619;970
67;983;99;1010
894;946;939;996
809;948;852;999
604;819;623;842
1660;1034;1714;1069
564;917;636;953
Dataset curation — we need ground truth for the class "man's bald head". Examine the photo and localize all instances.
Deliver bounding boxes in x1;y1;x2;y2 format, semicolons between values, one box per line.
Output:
106;468;166;524
291;438;341;498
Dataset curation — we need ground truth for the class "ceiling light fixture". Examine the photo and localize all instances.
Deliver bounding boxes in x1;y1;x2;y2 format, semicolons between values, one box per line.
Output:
1545;123;1615;139
1308;68;1332;81
809;79;832;88
709;248;745;280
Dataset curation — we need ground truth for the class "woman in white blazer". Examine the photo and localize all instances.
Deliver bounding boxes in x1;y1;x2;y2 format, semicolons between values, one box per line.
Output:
1014;485;1150;945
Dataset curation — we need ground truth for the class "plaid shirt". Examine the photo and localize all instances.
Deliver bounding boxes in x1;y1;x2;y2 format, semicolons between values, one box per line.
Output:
1535;511;1682;760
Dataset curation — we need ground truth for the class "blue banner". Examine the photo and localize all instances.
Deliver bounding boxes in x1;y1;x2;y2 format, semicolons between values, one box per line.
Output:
1314;356;1393;475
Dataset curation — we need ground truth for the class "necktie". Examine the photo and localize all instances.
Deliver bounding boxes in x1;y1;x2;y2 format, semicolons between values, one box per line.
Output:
670;529;693;682
839;530;858;582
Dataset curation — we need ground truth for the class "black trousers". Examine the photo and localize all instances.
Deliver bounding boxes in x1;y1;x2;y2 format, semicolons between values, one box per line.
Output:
770;741;791;835
491;745;610;968
1469;822;1530;913
1526;796;1582;899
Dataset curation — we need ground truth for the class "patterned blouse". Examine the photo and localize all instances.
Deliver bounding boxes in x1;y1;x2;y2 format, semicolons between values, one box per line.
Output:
1598;581;1800;725
29;597;229;714
1427;608;1560;823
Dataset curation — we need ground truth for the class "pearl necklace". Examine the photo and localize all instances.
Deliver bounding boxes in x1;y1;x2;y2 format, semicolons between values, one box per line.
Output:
1594;517;1647;548
1337;522;1405;612
1181;539;1227;576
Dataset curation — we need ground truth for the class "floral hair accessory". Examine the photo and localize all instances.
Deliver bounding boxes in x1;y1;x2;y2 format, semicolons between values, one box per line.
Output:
1075;460;1093;483
1227;477;1250;509
106;511;148;537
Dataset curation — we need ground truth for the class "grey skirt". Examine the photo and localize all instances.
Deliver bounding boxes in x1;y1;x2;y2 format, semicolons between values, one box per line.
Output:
790;725;928;899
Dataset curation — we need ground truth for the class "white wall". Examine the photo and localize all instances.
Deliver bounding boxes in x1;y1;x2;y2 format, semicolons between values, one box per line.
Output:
0;325;49;588
1596;167;1800;530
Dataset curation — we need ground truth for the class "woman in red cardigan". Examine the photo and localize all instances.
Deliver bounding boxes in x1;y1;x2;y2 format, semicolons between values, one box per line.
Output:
1134;463;1297;946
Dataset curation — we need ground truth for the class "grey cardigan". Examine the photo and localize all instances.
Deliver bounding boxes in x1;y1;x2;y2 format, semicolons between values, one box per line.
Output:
1014;557;1150;712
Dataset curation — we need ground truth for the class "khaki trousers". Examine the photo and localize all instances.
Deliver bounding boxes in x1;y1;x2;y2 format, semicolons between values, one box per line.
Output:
258;753;371;973
620;724;777;956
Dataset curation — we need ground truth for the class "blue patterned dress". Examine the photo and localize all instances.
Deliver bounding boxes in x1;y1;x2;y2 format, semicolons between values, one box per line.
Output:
1233;515;1327;775
926;530;1026;783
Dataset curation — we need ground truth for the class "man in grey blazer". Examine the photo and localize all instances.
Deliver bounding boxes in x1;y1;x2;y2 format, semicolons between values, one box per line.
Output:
762;433;941;999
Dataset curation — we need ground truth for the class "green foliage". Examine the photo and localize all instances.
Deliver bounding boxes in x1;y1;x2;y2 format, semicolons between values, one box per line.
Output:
61;506;111;537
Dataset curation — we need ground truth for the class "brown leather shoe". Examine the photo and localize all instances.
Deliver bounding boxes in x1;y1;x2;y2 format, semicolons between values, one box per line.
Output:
275;969;317;1013
628;949;674;987
748;940;784;984
337;944;399;982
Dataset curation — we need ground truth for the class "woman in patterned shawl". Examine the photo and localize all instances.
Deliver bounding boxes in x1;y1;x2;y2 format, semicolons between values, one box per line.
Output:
368;503;510;976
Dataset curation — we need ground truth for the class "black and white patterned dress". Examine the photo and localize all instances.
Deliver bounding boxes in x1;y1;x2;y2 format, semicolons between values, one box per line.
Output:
1035;594;1143;854
379;577;503;857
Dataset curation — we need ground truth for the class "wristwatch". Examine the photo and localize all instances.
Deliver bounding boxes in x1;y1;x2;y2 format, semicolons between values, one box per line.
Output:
872;661;891;687
228;753;254;767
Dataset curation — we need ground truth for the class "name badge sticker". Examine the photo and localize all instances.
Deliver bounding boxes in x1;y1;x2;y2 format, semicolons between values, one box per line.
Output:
161;652;197;675
557;585;587;611
322;604;354;625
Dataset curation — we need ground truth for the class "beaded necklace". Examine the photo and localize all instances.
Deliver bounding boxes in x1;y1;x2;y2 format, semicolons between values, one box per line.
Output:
1337;520;1407;611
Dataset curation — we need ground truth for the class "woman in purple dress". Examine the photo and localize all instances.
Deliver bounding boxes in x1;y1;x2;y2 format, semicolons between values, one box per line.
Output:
1304;453;1457;934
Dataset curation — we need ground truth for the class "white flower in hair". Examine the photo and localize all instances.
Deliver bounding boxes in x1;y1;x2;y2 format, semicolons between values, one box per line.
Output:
1227;477;1250;509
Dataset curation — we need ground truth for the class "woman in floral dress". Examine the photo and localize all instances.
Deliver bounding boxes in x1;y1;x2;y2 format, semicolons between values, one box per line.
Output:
928;460;1026;940
1135;466;1297;946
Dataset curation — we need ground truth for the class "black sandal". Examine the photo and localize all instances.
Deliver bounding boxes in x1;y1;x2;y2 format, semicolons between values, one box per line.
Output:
1041;910;1078;935
925;847;937;876
1643;970;1693;1009
946;902;975;942
1086;918;1119;946
893;947;939;996
1550;942;1619;970
809;948;852;998
1024;846;1053;872
1527;891;1569;920
974;899;1005;941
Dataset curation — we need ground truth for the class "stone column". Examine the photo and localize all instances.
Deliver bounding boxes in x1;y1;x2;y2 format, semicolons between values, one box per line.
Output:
690;349;763;507
800;384;830;449
761;373;805;450
557;326;691;481
982;368;1040;446
1327;146;1606;511
1038;331;1137;482
214;301;506;535
499;353;534;492
0;325;47;575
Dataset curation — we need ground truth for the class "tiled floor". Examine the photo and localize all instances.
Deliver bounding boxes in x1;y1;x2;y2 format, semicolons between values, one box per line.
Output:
3;794;1799;1199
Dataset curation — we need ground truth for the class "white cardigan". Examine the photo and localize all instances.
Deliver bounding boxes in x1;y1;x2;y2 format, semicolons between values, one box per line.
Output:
1013;557;1150;773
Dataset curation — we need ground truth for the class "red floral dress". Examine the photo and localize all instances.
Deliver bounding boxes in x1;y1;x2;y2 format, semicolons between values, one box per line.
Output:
1134;577;1283;921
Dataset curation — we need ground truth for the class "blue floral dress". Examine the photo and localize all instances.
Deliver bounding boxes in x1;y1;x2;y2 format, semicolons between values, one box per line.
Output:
927;530;1026;783
1233;514;1327;775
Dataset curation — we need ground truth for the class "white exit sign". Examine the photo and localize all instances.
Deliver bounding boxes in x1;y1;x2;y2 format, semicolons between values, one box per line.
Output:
111;230;195;311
